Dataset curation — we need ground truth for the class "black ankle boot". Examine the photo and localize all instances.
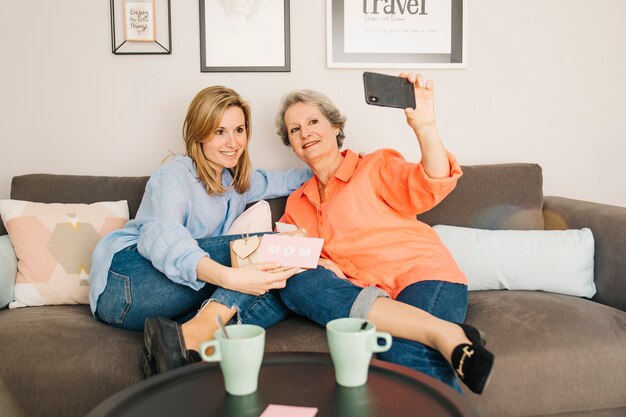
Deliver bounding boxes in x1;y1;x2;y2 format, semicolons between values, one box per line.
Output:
143;317;199;377
140;347;157;378
451;323;495;394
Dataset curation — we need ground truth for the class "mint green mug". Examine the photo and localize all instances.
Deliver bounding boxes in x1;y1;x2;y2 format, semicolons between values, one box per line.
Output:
326;318;392;387
199;324;265;396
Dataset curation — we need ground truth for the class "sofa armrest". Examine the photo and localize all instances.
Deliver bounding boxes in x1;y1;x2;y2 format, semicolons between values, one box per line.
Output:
543;196;626;311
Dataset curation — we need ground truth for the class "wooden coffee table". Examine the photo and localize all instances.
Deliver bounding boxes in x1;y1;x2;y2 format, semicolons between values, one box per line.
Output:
87;352;481;417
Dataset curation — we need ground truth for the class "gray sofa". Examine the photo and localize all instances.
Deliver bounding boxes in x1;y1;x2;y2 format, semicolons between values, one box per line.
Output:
1;163;625;417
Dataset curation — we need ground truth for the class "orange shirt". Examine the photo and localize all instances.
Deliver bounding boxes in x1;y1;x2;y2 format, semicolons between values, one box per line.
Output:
280;149;467;298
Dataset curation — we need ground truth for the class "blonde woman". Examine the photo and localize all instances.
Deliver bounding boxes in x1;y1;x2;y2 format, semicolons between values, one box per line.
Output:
90;86;309;375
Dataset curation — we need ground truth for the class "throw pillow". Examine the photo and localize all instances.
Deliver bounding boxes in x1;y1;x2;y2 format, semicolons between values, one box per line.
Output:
0;235;17;309
227;200;272;235
0;200;129;308
433;225;596;297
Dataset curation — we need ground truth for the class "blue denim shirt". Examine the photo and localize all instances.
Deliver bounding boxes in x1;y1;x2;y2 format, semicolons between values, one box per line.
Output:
89;155;310;315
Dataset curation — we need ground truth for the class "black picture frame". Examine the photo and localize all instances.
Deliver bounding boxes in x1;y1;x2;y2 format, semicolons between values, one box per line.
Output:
199;0;290;72
110;0;172;55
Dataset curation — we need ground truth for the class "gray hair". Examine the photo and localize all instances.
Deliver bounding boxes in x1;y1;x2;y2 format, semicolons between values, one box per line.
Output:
276;89;347;148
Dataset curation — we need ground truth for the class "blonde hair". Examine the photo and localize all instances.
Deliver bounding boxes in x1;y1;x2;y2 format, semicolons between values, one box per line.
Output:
183;86;252;195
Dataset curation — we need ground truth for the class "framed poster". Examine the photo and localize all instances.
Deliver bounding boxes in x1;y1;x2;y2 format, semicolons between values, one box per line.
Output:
327;0;466;68
110;0;171;54
124;0;156;41
199;0;291;72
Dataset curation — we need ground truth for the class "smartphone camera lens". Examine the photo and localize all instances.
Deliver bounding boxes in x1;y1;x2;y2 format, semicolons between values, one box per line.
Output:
369;96;379;103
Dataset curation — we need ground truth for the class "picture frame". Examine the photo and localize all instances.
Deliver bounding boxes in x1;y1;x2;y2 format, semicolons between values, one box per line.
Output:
199;0;291;72
110;0;172;54
327;0;466;69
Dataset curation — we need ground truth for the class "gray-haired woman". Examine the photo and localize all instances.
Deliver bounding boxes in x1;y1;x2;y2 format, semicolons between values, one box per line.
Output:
274;73;494;394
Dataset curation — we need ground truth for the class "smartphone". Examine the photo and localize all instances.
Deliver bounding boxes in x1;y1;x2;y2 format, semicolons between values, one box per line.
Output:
363;72;416;109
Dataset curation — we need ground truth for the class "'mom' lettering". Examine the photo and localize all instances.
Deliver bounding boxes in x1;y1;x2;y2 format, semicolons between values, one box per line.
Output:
362;0;428;15
268;245;312;257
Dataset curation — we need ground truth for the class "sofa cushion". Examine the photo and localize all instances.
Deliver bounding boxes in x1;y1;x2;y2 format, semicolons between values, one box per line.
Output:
0;174;150;236
418;163;545;230
264;164;545;232
1;165;543;236
0;303;327;417
434;225;596;297
464;291;626;417
0;200;129;308
0;305;144;417
266;315;328;353
0;376;26;417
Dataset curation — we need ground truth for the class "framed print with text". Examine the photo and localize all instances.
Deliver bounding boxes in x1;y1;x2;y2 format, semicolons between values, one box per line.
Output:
124;0;155;41
327;0;466;68
199;0;291;72
110;0;171;54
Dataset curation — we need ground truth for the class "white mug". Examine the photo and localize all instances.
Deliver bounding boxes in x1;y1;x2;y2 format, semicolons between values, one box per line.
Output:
326;318;392;387
199;324;265;396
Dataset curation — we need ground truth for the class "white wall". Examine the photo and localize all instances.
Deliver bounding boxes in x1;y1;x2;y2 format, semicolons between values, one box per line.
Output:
1;1;625;207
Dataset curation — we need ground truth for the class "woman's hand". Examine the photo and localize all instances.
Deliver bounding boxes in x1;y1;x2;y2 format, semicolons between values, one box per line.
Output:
197;257;302;296
400;72;437;139
221;263;303;296
318;258;346;279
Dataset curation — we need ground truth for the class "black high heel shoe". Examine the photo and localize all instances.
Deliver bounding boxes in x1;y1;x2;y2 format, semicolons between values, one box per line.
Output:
143;317;201;378
451;323;495;394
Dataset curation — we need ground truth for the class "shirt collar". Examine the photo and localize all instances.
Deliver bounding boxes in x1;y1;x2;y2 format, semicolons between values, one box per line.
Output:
335;149;359;182
298;149;359;206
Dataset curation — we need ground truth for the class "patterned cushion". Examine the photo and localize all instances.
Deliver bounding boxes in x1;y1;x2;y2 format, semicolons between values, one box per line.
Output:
0;200;129;308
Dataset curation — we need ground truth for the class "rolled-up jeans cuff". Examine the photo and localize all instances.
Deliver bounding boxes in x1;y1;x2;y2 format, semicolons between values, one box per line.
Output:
349;286;390;319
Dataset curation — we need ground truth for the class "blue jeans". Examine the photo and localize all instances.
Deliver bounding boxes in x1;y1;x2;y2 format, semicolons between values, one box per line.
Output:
96;235;468;391
95;234;290;332
279;268;468;393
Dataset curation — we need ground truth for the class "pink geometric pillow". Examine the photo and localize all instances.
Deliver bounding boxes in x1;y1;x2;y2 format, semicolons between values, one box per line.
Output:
0;200;129;308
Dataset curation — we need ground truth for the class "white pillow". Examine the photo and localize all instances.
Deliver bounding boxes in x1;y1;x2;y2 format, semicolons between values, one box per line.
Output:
0;235;17;309
227;200;272;235
433;225;596;298
275;222;298;233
